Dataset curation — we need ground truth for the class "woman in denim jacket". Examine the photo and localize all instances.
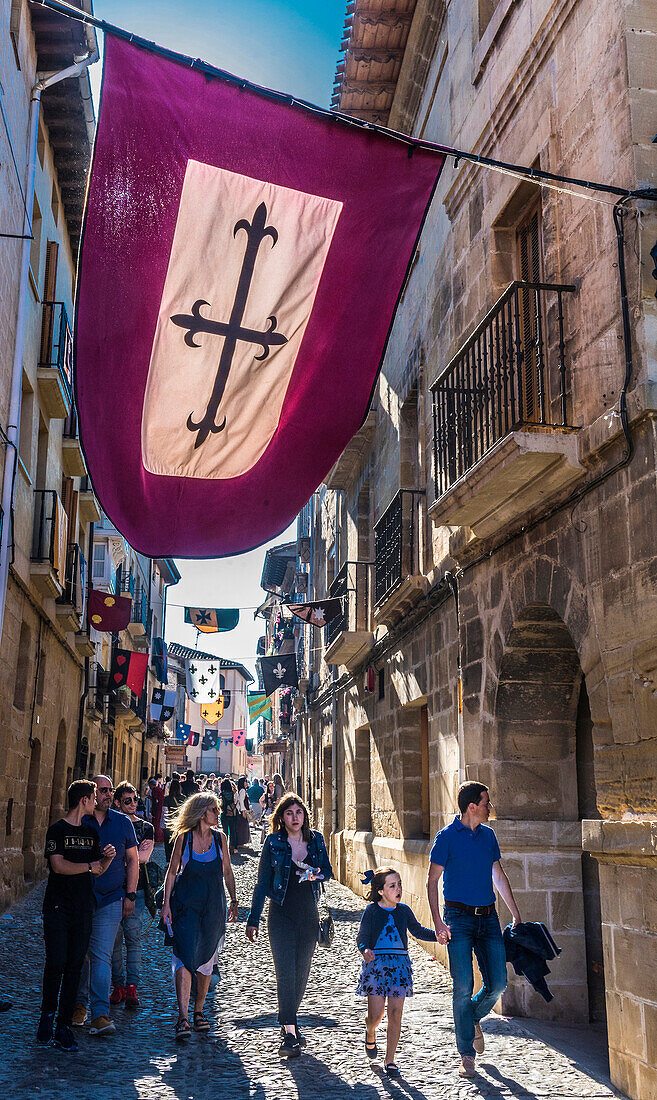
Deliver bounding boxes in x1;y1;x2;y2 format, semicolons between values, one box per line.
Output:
246;793;332;1058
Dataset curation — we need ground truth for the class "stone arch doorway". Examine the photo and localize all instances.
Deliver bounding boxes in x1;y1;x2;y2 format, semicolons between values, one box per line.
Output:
23;739;42;881
492;604;605;1026
49;720;68;824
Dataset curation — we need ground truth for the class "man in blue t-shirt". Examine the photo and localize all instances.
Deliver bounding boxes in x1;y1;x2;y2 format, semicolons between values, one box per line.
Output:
427;781;521;1079
74;775;138;1035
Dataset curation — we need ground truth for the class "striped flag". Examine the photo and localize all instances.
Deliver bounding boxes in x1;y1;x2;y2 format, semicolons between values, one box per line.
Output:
248;692;272;724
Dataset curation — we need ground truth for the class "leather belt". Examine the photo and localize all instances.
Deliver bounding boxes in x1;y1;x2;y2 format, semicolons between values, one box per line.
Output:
444;900;496;916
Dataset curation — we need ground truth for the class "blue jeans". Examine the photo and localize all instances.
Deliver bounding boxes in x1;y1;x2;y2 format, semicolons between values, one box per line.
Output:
111;891;146;986
77;899;123;1020
444;906;508;1057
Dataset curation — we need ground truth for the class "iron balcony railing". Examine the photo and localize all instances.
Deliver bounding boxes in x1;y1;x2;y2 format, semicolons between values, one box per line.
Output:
374;489;424;607
39;301;73;401
57;542;87;618
431;281;576;499
325;560;370;647
131;584;152;634
31;489;59;565
115;566;136;599
63;402;79;440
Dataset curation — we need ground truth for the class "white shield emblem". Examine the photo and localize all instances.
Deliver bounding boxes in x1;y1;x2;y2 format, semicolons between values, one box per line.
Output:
142;161;342;480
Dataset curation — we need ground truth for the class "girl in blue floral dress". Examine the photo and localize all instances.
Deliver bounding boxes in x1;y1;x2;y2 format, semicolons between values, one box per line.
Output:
356;867;437;1078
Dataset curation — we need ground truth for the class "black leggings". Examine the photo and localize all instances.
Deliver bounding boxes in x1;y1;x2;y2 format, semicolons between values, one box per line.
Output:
41;903;92;1026
267;899;318;1026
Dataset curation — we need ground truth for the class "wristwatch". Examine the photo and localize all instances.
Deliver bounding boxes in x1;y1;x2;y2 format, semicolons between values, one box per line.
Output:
126;891;137;902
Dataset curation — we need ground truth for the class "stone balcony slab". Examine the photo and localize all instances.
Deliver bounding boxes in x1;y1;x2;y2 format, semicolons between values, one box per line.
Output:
61;437;87;478
30;561;63;600
324;406;377;490
374;573;428;627
325;629;373;670
37;367;70;420
429;428;582;539
79;489;101;523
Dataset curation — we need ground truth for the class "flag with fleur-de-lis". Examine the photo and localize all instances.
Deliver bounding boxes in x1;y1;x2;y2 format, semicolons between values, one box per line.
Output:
185;658;222;704
259;653;299;697
74;34;444;559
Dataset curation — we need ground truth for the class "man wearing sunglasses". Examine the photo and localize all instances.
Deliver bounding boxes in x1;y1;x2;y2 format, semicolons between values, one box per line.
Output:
73;776;138;1035
110;782;155;1009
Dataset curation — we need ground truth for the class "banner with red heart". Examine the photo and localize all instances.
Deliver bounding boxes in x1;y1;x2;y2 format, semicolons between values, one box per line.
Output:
110;648;149;696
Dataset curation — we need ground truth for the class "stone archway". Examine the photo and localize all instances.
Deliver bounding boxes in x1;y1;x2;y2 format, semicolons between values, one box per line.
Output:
489;602;605;1027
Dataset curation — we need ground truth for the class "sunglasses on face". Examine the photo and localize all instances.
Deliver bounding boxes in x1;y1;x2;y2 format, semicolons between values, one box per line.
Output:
121;796;138;804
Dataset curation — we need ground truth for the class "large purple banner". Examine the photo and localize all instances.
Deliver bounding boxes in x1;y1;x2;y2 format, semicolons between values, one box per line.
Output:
75;35;444;556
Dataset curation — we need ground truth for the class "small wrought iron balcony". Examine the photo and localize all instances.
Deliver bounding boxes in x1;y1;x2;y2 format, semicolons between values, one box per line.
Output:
56;543;87;630
374;489;425;613
431;281;576;500
324;561;373;669
31;489;65;598
38;302;73;417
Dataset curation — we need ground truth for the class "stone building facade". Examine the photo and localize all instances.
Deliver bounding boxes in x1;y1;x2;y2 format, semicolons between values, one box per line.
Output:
297;2;657;1098
0;0;98;909
0;0;180;908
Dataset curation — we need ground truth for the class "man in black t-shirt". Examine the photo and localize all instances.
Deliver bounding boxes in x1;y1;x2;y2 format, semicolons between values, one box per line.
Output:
38;780;115;1051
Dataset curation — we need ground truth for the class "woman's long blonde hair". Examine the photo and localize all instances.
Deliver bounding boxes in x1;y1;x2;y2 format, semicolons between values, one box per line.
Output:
169;792;220;840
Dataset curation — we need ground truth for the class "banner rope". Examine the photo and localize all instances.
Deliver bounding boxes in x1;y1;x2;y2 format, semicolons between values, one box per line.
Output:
30;0;656;207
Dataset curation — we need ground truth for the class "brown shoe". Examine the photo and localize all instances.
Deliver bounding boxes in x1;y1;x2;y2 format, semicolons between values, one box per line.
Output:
71;1004;87;1027
88;1015;116;1035
473;1023;485;1054
459;1056;476;1078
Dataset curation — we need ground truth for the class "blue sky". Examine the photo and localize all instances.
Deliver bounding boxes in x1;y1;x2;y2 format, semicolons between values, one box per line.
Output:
90;0;347;674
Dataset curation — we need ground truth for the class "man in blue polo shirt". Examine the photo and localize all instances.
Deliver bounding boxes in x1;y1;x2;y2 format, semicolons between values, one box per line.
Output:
427;781;521;1079
73;775;138;1035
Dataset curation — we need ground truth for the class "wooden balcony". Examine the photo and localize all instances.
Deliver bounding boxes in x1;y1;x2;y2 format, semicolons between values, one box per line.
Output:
430;281;580;539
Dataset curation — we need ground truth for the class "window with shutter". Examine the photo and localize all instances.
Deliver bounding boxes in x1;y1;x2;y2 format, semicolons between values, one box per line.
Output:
92;543;106;581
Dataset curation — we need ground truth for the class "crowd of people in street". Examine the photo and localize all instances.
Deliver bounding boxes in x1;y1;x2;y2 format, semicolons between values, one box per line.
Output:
37;771;526;1081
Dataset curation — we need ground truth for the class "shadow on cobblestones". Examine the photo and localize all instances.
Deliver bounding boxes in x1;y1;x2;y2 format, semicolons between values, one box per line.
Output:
0;838;624;1100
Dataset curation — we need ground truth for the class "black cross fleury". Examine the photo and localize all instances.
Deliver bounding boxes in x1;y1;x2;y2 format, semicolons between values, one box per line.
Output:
171;202;288;449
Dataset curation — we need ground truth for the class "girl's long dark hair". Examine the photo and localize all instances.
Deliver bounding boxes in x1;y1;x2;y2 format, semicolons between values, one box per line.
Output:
365;867;399;903
270;792;312;842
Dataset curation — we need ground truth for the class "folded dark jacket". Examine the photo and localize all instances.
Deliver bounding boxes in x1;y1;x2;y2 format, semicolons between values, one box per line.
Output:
503;922;561;1002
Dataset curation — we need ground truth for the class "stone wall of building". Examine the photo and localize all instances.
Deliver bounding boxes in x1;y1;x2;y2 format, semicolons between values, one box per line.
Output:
302;0;657;1096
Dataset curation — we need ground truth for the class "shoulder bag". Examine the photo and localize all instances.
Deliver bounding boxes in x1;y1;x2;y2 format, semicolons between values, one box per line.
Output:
317;882;334;949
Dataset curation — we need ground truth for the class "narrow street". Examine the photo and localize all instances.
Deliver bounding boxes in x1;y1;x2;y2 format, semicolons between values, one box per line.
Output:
1;842;620;1100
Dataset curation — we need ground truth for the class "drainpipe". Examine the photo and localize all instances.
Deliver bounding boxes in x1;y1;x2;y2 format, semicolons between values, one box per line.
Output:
445;573;466;784
0;40;98;646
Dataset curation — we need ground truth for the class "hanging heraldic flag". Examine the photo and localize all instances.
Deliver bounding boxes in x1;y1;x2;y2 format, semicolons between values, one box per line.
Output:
260;653;299;697
111;649;149;696
75;35;444;558
233;729;246;747
289;599;343;629
151;688;176;722
89;589;132;633
187;730;200;747
200;698;224;725
185;658;222;703
248;692;272;724
184;608;239;633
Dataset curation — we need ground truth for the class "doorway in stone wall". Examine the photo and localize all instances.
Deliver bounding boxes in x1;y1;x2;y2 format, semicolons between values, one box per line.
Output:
23;738;42;881
493;605;605;1027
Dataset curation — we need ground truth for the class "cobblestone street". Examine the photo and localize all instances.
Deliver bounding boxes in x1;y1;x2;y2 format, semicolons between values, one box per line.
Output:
0;842;622;1100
